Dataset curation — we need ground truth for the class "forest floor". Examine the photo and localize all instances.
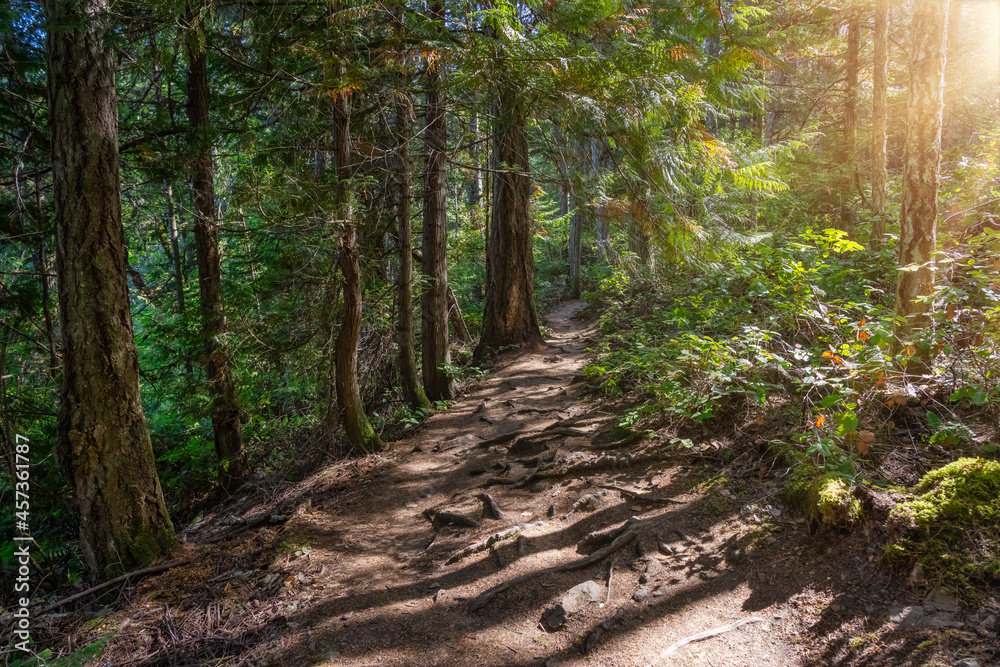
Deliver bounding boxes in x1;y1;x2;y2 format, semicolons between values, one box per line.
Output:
38;302;999;666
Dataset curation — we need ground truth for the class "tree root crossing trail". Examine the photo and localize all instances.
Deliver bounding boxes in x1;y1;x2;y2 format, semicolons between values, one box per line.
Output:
108;301;817;666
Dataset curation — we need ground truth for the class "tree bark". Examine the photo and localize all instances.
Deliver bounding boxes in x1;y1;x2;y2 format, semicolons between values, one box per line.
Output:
185;14;247;491
475;89;543;360
841;10;860;232
568;195;582;298
469;112;482;206
895;0;949;374
332;56;382;453
870;0;889;249
422;0;456;400
395;91;431;411
46;0;175;578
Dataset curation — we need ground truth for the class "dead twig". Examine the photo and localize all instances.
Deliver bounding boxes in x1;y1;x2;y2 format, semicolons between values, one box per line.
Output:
36;559;193;615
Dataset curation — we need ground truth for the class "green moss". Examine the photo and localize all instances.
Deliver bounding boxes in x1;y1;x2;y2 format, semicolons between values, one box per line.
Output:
887;458;1000;601
785;463;861;527
810;474;862;526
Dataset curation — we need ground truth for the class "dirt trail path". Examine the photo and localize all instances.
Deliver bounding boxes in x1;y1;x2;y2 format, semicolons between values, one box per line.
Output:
98;301;934;667
227;301;808;667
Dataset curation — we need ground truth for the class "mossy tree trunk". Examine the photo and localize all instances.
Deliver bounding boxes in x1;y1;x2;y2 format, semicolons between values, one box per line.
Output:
895;0;949;374
185;11;247;491
46;0;175;578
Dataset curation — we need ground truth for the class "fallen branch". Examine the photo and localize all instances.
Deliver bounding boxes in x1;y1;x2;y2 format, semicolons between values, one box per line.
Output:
36;559;193;615
656;617;766;660
467;517;646;613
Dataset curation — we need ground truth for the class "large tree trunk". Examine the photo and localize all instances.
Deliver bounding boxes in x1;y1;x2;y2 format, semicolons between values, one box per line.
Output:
46;0;175;578
332;58;382;453
870;0;889;249
421;0;456;400
186;18;247;491
895;0;949;374
475;90;543;360
395;93;430;411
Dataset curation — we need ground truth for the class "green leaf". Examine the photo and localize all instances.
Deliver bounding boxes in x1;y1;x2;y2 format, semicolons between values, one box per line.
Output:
971;391;988;406
926;411;942;430
820;394;841;408
981;444;998;454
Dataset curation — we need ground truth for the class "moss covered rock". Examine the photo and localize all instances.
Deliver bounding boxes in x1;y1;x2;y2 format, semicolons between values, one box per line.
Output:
887;457;1000;600
785;460;862;528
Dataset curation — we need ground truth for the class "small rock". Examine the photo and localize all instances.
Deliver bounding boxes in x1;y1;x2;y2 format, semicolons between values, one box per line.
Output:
909;563;926;586
921;612;963;629
530;482;549;493
561;580;603;613
428;581;441;589
547;505;556;518
632;587;649;602
830;604;844;612
889;606;924;628
321;650;341;664
433;589;448;604
953;660;980;667
541;605;568;631
652;589;665;597
411;446;423;453
924;586;959;613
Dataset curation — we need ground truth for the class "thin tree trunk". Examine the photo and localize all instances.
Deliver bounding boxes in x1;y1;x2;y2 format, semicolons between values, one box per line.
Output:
447;285;471;343
47;0;175;578
33;162;59;378
469;112;482;206
895;0;949;375
422;0;456;400
395;89;430;411
841;11;860;232
186;13;247;491
332;54;382;452
165;183;185;315
871;0;890;249
943;0;964;150
568;194;582;298
475;89;543;360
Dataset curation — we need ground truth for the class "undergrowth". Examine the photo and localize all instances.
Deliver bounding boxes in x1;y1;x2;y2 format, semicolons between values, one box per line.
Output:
584;227;1000;599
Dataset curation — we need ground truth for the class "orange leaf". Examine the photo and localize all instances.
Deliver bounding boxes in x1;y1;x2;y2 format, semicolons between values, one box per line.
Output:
858;330;869;342
822;350;833;358
857;440;870;456
815;415;826;427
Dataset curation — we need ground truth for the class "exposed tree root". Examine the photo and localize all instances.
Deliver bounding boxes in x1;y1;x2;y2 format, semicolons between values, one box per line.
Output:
424;508;480;529
467;516;647;613
582;599;635;654
518;452;666;487
654;617;766;661
475;492;504;520
446;522;545;565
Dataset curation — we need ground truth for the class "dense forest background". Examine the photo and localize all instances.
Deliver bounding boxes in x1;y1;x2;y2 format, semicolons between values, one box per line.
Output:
2;0;1000;635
